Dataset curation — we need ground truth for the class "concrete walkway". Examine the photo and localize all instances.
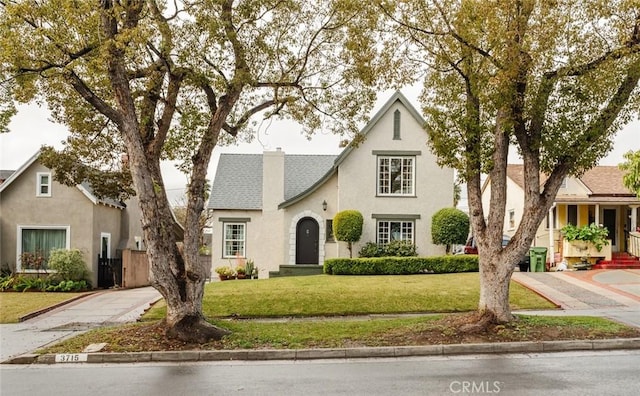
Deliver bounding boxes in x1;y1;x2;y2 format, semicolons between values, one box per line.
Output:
0;287;161;363
512;269;640;328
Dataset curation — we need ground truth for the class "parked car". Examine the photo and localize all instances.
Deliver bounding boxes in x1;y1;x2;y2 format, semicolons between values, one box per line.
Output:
463;235;511;255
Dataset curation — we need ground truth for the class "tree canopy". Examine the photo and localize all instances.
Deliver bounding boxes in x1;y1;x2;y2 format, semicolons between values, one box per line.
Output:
620;150;640;197
0;0;381;341
378;0;640;323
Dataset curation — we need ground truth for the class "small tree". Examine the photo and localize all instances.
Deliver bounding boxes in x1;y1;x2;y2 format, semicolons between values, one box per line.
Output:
432;208;470;254
333;210;363;258
620;150;640;198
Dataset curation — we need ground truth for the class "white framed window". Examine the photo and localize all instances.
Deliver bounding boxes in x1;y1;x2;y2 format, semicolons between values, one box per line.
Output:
377;156;415;196
100;233;111;259
508;209;515;230
17;225;70;271
223;223;246;258
36;172;52;197
377;220;414;245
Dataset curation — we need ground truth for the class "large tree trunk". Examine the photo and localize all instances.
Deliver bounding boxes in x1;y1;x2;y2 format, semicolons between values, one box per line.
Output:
477;251;516;323
123;125;229;342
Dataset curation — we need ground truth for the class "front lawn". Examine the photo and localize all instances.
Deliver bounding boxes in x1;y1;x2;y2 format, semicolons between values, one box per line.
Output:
37;274;640;354
0;292;86;323
144;273;555;320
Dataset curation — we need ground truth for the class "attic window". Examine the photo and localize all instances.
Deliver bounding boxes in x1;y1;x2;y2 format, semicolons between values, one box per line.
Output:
36;172;51;197
393;109;401;140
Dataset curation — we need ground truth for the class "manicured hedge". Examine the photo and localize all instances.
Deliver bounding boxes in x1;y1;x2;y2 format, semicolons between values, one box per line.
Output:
323;255;479;275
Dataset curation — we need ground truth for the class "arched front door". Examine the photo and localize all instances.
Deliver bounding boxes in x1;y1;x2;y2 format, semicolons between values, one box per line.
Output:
296;217;319;264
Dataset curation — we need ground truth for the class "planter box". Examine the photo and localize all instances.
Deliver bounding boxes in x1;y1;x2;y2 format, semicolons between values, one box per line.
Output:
562;240;611;261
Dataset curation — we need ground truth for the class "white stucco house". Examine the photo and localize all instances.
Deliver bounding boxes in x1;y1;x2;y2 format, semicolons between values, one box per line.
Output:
481;164;640;268
208;91;455;277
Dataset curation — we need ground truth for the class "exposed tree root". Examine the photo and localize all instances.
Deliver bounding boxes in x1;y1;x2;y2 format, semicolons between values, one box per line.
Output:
458;311;500;333
163;315;231;343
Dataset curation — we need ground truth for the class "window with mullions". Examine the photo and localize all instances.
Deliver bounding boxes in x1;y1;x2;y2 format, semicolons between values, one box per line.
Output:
377;220;414;245
223;223;246;258
378;156;414;196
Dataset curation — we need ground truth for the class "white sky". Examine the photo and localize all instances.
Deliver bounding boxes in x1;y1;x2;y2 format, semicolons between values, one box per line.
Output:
1;85;638;205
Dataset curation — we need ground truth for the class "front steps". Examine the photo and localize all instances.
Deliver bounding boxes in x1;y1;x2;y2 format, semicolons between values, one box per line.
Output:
592;252;640;269
269;265;324;278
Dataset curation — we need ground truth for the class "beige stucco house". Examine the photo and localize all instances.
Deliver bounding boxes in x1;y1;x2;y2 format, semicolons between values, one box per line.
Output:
481;164;640;266
0;152;146;287
208;91;455;277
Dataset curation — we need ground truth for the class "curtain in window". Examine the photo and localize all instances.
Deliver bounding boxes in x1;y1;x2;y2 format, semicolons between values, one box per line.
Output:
21;229;66;268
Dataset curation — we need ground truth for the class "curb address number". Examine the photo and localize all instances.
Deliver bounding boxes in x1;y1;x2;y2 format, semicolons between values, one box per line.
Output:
55;353;88;363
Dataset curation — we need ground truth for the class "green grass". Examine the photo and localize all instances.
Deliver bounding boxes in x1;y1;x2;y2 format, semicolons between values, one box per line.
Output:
0;292;85;323
39;314;639;354
144;273;555;320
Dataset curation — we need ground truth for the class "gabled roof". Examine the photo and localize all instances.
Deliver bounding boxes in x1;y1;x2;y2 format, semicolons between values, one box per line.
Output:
504;164;637;200
279;90;423;208
207;153;337;210
0;170;15;182
208;90;424;211
208;154;263;210
0;151;125;209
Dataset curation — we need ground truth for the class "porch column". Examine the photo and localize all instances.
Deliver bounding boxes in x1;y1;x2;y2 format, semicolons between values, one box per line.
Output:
631;205;639;232
595;204;600;225
549;203;556;265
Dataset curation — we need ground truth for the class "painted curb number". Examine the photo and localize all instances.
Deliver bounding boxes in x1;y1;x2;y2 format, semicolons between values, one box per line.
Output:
55;353;88;363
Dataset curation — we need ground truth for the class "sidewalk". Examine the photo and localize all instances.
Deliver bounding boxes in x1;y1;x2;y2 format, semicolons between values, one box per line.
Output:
0;287;161;363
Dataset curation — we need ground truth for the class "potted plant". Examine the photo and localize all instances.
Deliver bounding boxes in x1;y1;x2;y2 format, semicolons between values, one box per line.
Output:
561;223;609;251
215;266;236;281
236;266;247;279
245;259;258;279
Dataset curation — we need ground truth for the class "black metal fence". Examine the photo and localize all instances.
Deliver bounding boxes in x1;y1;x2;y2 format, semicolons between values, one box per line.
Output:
98;256;122;289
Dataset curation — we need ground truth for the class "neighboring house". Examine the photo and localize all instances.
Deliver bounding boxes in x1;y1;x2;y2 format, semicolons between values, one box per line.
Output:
0;152;147;287
481;164;640;265
208;91;455;277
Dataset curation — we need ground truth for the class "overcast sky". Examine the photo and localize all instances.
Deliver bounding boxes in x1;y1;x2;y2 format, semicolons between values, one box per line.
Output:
1;85;638;204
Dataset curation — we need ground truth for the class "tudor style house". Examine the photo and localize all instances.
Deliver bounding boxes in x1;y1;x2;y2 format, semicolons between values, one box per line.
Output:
208;91;455;277
481;164;640;268
0;151;147;287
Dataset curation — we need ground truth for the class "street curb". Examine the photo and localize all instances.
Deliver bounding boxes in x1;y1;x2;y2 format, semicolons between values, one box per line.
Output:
6;338;640;365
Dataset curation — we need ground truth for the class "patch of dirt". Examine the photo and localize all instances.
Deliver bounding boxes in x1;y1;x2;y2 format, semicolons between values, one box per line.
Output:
97;313;640;353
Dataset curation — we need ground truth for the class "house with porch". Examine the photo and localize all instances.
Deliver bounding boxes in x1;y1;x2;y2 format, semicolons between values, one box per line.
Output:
0;151;149;287
481;164;640;268
208;91;455;277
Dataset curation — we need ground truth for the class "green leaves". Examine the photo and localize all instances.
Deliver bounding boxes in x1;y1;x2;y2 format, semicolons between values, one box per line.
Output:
620;150;640;198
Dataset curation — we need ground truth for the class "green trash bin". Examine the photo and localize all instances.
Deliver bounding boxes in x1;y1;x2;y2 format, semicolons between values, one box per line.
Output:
529;247;548;272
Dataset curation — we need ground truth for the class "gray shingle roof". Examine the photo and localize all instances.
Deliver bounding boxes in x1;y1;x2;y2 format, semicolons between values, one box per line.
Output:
208;153;337;210
284;155;336;200
209;154;263;210
0;170;15;181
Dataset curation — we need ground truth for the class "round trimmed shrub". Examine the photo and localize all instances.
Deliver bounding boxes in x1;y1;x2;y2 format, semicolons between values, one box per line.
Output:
431;208;470;254
333;210;364;258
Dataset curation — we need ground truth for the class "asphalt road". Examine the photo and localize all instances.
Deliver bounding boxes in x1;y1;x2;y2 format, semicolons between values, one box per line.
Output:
1;350;638;396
